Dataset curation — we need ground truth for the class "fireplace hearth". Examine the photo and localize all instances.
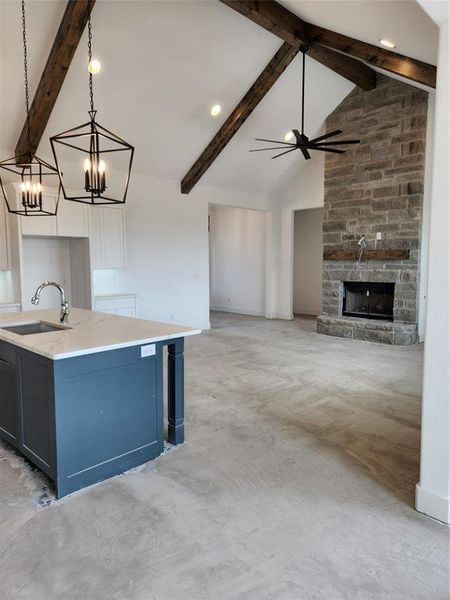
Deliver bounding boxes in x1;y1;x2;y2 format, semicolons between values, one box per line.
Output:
343;282;394;321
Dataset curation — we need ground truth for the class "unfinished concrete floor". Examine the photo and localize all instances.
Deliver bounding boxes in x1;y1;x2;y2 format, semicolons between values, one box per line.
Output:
0;313;449;599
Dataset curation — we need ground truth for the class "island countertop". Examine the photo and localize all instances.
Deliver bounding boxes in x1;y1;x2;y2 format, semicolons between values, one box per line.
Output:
0;308;201;360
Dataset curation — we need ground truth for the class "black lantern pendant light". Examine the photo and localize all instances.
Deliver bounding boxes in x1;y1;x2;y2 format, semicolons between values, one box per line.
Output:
50;13;134;205
0;0;61;217
251;46;360;160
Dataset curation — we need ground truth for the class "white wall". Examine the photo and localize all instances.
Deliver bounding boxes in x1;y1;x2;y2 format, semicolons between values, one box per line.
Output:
416;11;450;524
92;171;270;330
293;208;324;316
418;95;435;342
209;204;267;316
268;152;325;319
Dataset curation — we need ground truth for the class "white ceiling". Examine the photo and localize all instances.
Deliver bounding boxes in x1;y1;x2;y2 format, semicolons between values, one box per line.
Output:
0;0;438;196
282;0;438;64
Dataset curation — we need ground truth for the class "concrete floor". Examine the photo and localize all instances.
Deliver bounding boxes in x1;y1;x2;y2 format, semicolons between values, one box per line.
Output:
0;313;449;599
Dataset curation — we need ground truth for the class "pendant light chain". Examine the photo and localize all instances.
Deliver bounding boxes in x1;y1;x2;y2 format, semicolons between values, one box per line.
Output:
88;13;95;114
49;4;135;206
21;0;31;149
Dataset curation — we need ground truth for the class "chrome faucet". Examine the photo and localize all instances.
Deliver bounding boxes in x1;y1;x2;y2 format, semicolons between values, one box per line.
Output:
31;282;70;323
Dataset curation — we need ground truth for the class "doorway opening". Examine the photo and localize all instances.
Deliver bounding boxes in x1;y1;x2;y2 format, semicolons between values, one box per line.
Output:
208;204;268;318
292;208;324;318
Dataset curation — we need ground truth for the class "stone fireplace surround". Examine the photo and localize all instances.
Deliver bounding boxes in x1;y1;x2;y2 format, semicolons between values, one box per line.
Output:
317;75;427;346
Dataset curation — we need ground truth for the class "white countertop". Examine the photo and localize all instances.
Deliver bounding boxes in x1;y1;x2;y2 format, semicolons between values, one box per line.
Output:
0;308;201;360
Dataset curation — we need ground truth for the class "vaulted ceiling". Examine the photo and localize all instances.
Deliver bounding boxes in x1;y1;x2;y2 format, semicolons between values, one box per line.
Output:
0;0;438;196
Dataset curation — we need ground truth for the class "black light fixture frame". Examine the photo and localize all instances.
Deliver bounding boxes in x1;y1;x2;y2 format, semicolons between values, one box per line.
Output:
49;13;134;206
251;45;360;160
0;0;61;217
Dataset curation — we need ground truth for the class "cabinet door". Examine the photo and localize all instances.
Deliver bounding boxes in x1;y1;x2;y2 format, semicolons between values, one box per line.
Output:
102;208;125;269
57;199;89;238
0;196;10;270
0;358;19;447
89;207;103;269
20;353;54;476
89;207;125;270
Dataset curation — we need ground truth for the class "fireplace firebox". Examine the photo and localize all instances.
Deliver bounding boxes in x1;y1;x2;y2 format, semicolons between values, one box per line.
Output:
342;282;395;321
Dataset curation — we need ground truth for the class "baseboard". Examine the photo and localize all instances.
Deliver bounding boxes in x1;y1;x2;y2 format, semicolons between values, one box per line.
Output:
211;306;265;317
265;312;294;320
293;309;320;317
416;483;450;524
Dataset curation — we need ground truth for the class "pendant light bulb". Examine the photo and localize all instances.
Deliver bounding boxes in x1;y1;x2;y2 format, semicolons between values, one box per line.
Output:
84;157;91;172
88;59;101;74
98;159;106;174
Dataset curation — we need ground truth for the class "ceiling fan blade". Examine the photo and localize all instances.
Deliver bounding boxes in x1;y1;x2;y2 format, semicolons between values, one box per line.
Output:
311;139;360;146
250;146;295;152
271;147;298;159
308;146;345;154
309;129;343;144
293;129;302;145
298;146;311;160
254;138;293;146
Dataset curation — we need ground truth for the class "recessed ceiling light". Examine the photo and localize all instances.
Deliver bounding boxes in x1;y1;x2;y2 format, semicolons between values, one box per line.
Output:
379;39;396;49
88;59;101;74
284;131;294;142
210;104;221;117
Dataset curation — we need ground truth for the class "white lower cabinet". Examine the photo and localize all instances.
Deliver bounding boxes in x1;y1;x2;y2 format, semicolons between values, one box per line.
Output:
89;206;125;270
93;294;136;317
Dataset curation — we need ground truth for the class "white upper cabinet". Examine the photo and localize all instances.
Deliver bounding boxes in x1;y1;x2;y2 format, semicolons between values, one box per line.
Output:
57;197;89;238
0;196;10;270
89;206;126;270
20;191;58;237
15;185;88;238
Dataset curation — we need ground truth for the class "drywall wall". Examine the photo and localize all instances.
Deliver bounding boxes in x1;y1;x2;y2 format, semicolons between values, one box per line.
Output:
209;204;267;316
92;171;270;330
268;152;325;319
416;16;450;524
293;208;323;316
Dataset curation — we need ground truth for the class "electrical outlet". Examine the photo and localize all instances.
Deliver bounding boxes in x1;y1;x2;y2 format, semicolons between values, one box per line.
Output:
376;232;382;240
141;344;156;358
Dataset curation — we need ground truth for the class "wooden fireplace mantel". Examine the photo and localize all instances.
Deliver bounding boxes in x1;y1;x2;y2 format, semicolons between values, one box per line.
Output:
323;249;410;261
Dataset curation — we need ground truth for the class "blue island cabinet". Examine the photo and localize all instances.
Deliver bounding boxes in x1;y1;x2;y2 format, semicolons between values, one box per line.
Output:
0;337;185;498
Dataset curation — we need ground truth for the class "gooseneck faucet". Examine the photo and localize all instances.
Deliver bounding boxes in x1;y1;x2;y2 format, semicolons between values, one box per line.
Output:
31;282;70;323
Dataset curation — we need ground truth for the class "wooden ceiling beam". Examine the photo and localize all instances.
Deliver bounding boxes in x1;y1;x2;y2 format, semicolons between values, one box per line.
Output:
181;42;299;194
219;0;436;89
15;0;95;163
219;0;376;90
306;24;436;89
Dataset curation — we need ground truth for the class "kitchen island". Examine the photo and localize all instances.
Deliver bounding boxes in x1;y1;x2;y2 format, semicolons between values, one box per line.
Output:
0;308;200;498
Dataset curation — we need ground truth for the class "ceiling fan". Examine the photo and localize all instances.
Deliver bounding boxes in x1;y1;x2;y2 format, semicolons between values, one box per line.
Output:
251;46;360;160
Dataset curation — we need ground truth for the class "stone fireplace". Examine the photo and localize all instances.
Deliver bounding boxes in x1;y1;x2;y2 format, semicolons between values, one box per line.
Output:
342;281;394;321
317;74;428;345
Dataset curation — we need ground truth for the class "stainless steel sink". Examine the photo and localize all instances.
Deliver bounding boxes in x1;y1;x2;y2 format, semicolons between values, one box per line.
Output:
1;322;70;336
